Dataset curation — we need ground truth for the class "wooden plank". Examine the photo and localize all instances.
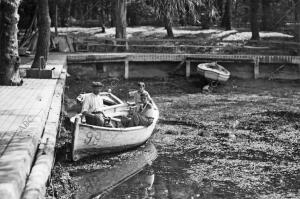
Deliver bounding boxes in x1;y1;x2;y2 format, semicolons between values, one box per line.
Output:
0;82;39;135
22;64;67;199
0;82;55;199
0;79;54;132
0;79;56;153
0;87;36;145
0;54;67;199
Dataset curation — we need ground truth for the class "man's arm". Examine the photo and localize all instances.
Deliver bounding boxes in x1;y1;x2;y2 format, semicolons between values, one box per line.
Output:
81;96;90;116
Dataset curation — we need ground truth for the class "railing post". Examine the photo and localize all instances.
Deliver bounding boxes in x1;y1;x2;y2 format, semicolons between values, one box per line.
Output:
124;60;129;79
254;57;260;79
186;60;191;78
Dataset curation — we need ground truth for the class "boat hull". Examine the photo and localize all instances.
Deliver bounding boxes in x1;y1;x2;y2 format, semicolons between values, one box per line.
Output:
72;103;159;161
197;63;230;82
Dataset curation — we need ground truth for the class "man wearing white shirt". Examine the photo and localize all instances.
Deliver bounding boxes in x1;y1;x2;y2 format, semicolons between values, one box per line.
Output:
81;82;105;126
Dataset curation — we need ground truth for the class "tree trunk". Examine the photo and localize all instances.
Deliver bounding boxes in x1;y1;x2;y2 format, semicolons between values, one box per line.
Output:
261;0;273;31
164;13;174;38
0;0;22;85
250;0;260;40
295;0;300;42
31;0;51;68
54;0;58;36
99;3;106;33
295;0;298;21
115;0;126;39
216;0;224;17
220;0;232;30
60;0;72;27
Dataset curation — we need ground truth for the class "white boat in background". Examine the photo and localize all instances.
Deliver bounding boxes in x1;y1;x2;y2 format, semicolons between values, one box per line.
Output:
71;92;159;161
197;62;230;82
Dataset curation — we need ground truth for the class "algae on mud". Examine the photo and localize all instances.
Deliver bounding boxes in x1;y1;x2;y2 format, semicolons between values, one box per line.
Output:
47;77;300;199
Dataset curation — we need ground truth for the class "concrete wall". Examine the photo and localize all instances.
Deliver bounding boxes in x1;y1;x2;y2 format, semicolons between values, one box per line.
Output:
68;61;300;80
259;63;300;80
129;62;179;78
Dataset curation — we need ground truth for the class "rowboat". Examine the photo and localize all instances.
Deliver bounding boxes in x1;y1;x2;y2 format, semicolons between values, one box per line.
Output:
71;92;159;161
73;142;157;199
197;62;230;82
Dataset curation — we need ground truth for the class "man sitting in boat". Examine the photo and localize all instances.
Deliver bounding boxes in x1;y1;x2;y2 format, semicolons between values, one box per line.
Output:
122;93;155;127
129;82;152;105
81;82;106;126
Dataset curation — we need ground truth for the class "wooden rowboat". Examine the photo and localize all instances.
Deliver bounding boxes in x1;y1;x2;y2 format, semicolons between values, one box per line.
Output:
197;62;230;82
71;92;159;161
73;142;157;199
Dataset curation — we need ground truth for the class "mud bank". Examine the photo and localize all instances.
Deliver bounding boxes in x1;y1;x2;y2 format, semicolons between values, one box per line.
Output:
47;76;300;199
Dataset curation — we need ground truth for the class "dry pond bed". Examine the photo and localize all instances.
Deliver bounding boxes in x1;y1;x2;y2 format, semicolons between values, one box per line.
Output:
47;77;300;199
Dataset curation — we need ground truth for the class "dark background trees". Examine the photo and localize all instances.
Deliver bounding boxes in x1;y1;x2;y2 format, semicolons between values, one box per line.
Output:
220;0;232;30
31;0;51;68
250;0;260;40
1;0;299;85
17;0;299;40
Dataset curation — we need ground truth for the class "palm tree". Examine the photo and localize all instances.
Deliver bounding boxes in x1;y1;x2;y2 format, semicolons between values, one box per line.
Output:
150;0;219;37
0;0;22;85
149;0;195;38
31;0;51;68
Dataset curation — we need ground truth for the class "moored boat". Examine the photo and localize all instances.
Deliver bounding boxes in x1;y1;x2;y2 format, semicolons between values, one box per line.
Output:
71;92;159;161
197;62;230;82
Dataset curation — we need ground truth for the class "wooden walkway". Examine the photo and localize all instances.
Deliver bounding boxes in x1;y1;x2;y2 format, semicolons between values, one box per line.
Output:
0;54;67;199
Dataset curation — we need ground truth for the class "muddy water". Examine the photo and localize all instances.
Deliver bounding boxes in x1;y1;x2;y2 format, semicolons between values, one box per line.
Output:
49;77;300;199
71;143;230;199
70;142;263;199
98;149;225;199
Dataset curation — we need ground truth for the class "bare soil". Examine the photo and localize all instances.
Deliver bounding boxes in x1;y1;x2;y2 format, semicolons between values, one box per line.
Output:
47;76;300;199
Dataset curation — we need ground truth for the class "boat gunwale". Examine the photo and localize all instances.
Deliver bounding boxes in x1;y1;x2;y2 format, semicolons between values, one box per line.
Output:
77;98;159;132
78;112;158;132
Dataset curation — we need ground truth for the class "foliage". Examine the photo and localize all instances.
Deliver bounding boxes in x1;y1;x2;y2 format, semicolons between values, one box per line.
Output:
127;0;156;26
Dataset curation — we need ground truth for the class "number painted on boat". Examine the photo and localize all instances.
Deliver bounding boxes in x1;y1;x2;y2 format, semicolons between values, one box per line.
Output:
85;131;101;145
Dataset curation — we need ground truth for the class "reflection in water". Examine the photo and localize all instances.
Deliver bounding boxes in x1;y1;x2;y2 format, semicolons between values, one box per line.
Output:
101;166;156;199
73;143;226;199
73;142;157;199
102;150;217;199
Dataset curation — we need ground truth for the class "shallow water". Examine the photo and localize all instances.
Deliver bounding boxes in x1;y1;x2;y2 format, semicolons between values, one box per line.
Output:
67;139;300;199
51;77;300;199
71;143;248;199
